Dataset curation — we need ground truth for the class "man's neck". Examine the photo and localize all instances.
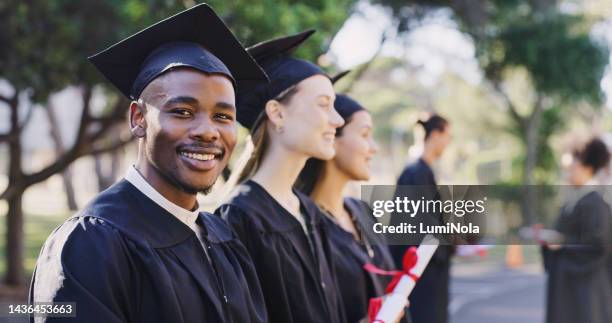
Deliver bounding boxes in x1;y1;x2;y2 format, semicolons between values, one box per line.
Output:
421;148;437;166
135;161;198;211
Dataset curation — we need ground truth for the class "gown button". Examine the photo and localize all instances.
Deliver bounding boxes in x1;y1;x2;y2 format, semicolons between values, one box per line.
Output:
224;295;228;303
321;282;326;289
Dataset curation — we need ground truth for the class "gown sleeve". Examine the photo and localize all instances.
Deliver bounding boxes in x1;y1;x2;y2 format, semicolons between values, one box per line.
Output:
30;216;138;323
551;194;611;275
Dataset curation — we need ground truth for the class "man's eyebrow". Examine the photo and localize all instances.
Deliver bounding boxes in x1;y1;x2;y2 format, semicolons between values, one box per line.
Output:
215;101;236;111
163;96;199;107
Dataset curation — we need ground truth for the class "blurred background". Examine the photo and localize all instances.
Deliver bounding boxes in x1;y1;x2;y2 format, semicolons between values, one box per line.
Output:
2;1;612;322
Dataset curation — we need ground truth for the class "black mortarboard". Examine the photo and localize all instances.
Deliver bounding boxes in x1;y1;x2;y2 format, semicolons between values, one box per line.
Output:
330;70;365;120
237;29;327;130
88;3;267;100
334;94;365;120
331;70;351;84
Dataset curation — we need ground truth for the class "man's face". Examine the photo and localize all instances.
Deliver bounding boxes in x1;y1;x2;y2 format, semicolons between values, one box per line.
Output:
431;125;452;158
132;68;237;194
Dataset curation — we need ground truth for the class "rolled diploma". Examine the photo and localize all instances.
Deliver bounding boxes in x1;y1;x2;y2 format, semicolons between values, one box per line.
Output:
375;235;440;322
518;227;564;244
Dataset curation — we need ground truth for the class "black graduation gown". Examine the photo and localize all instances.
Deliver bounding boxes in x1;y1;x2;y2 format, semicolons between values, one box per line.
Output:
389;158;452;323
542;191;612;323
215;180;345;323
322;197;406;323
29;180;267;323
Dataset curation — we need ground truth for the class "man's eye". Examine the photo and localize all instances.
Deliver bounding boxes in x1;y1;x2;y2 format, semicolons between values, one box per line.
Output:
172;108;192;117
215;113;234;121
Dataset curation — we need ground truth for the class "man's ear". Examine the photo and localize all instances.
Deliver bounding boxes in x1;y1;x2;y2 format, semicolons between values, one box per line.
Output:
265;99;284;132
129;100;146;138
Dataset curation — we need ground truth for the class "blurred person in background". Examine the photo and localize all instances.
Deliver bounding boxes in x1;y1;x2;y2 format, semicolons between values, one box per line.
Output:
389;114;453;323
296;91;408;323
542;137;612;323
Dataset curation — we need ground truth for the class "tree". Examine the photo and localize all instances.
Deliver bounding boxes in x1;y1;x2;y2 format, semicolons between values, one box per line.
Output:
0;0;357;287
373;0;608;222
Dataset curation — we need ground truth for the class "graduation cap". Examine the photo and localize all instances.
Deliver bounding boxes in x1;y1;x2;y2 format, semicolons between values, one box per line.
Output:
330;70;365;120
331;70;351;84
88;3;268;100
334;94;365;121
237;29;327;130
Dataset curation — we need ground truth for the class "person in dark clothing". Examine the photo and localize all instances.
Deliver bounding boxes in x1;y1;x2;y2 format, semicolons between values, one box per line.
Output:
215;30;346;323
542;137;612;323
296;89;407;323
389;114;453;323
29;4;269;322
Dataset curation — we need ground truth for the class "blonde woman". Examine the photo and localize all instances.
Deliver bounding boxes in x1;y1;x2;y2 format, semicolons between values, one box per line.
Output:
216;30;345;323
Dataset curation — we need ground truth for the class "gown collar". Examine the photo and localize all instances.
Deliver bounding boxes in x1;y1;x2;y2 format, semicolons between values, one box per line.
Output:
125;165;199;229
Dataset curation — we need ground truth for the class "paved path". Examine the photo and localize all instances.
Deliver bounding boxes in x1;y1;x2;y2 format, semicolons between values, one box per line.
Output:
450;264;545;323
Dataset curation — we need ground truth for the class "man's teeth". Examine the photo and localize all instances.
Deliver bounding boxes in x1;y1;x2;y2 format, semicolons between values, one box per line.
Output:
180;152;215;161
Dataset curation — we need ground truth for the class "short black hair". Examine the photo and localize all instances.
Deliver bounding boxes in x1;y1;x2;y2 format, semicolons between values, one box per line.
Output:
417;114;448;139
574;138;610;173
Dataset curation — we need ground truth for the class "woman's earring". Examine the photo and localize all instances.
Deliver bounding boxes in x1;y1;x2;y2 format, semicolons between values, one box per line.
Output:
133;126;145;138
276;124;284;133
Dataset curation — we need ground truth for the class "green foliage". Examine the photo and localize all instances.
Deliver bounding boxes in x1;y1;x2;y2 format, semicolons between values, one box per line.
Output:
0;0;186;101
374;0;609;105
509;106;565;183
373;0;609;183
0;0;356;103
208;0;355;60
536;107;564;170
477;10;608;105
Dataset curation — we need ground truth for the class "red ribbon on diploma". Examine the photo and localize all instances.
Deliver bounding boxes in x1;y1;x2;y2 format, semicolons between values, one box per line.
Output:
368;297;383;322
363;246;420;294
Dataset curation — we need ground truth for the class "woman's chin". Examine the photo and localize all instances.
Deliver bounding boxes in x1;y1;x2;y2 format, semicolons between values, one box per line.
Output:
311;147;336;160
349;169;370;181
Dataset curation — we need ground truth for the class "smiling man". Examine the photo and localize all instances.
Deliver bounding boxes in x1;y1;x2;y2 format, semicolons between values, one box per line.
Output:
29;4;268;323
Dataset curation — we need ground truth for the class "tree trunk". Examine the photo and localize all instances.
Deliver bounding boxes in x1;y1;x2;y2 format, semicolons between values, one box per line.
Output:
521;98;544;225
61;168;78;211
46;99;78;211
109;148;121;186
94;147;122;192
94;154;108;192
5;190;25;286
5;94;25;286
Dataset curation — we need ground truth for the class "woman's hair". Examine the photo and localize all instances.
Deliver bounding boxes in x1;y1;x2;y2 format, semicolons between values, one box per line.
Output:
417;114;448;140
295;158;324;195
573;137;610;173
237;85;300;183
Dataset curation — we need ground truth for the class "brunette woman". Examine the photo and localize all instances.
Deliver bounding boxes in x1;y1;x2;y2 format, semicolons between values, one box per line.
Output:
543;137;612;323
296;91;408;323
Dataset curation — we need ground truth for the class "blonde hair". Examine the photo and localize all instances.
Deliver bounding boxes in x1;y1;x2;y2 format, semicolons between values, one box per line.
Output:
236;85;300;183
